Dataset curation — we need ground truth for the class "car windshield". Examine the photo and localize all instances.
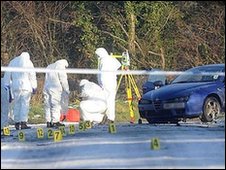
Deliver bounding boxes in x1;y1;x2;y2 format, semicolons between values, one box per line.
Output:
147;69;166;85
172;65;224;84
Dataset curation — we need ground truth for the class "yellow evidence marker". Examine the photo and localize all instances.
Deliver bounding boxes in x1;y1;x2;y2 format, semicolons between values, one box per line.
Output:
79;121;85;131
108;123;117;133
53;130;62;142
85;121;92;129
58;126;67;136
151;138;160;150
18;131;25;141
68;124;75;134
47;128;54;138
37;128;44;139
3;127;10;136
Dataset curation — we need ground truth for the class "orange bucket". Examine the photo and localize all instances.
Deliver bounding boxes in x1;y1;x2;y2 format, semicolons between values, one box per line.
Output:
66;108;80;122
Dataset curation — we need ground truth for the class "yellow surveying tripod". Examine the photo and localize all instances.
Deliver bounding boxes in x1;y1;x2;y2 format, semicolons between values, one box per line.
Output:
111;50;141;123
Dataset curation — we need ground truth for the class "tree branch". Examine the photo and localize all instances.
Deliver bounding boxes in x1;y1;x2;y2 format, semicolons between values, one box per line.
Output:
102;30;128;44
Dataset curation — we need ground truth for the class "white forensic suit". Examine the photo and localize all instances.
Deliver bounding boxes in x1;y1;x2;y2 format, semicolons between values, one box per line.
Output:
1;77;13;129
4;52;37;129
95;48;121;122
43;59;69;126
79;79;108;123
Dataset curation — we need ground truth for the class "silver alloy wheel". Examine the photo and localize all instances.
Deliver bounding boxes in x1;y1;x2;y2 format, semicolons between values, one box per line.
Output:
201;97;221;122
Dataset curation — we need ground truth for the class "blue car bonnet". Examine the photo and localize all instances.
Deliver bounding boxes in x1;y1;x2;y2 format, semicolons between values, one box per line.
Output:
142;81;221;100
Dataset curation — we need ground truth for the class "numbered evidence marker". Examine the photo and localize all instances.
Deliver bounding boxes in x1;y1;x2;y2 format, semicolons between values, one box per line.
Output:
108;123;117;133
85;120;92;129
53;130;62;142
47;128;54;139
79;121;85;131
3;127;10;136
68;124;75;135
37;128;44;139
58;126;66;136
18;131;25;141
151;138;160;150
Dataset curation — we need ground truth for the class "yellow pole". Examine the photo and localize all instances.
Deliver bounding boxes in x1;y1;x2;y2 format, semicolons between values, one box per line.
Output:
129;74;141;100
125;74;135;123
116;74;124;93
114;54;141;124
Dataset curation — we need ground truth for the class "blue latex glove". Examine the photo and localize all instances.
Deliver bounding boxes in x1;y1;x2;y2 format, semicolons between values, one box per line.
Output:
32;88;37;94
4;85;13;103
9;92;13;103
4;85;10;91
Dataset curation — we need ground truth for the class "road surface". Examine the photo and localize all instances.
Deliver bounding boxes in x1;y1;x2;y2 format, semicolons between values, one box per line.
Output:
1;120;225;169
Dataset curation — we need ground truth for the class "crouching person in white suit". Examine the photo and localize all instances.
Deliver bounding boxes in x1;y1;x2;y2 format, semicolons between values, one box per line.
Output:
79;79;108;124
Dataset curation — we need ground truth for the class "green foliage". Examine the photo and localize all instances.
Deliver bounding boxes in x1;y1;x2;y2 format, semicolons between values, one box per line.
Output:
28;103;45;124
1;1;225;70
68;2;101;68
115;99;139;123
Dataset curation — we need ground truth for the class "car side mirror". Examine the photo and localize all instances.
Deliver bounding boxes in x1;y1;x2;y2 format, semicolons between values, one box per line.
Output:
142;81;155;94
153;80;164;90
153;80;163;87
142;80;165;94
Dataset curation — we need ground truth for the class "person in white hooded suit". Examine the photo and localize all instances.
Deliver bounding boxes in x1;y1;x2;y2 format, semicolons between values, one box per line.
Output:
95;48;121;124
4;52;37;130
79;79;108;123
43;59;69;128
1;76;13;130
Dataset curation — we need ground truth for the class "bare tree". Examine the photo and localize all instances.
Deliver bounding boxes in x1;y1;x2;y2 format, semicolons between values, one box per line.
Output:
175;1;225;69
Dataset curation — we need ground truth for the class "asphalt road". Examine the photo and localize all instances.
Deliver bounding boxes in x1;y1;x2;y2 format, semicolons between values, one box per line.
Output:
1;120;225;169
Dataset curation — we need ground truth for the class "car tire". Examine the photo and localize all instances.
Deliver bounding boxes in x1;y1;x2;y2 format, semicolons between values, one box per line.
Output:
200;96;221;122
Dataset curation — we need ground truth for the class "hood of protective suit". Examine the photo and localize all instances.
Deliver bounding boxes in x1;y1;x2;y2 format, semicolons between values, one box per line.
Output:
20;52;30;61
4;51;37;93
95;48;109;59
80;79;89;87
17;52;32;68
55;59;68;68
44;59;69;93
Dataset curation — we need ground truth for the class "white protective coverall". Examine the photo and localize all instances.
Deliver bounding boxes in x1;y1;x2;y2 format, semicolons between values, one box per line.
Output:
43;59;69;123
4;52;37;123
79;79;108;123
1;77;12;129
95;48;122;121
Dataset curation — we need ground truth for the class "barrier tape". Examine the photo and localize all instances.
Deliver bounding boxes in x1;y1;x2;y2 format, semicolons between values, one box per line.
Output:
1;66;225;76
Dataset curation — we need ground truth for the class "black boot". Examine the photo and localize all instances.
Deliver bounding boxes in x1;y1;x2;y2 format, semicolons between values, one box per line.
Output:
21;122;31;129
47;122;53;128
99;115;108;125
15;122;20;130
107;119;114;124
52;122;65;127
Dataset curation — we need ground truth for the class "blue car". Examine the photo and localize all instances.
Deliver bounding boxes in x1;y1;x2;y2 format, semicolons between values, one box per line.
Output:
138;64;225;124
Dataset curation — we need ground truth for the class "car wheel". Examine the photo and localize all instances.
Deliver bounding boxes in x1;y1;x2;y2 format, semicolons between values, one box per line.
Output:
200;96;221;122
